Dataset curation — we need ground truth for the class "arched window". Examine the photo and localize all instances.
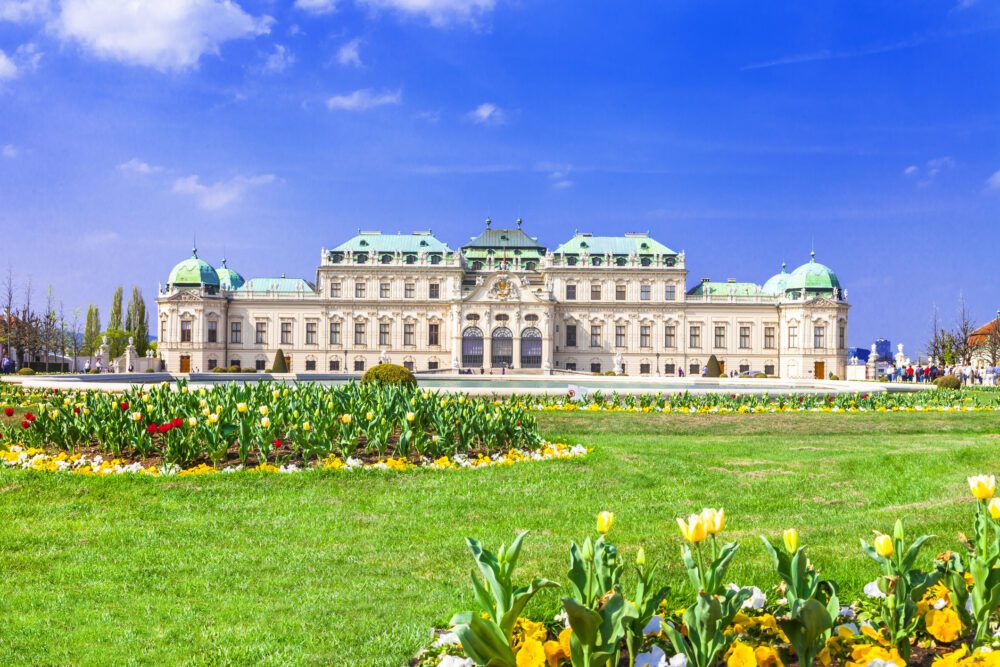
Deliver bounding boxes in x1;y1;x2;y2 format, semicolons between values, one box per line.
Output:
491;327;513;368
520;327;542;369
380;254;393;264
462;327;484;367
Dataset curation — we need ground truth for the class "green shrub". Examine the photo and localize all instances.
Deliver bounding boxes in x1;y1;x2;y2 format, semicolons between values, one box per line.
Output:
242;367;257;373
828;373;840;381
226;365;241;373
935;375;962;390
145;368;156;373
706;355;721;378
270;349;288;374
361;363;417;388
88;369;100;374
16;367;35;375
211;367;226;373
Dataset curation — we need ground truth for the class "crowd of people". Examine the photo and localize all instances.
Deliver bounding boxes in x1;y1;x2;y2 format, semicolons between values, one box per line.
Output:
884;363;999;385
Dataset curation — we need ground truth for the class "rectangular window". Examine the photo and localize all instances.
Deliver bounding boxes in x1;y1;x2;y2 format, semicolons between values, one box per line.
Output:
714;326;726;349
404;323;415;346
379;283;390;299
640;285;651;301
329;359;340;371
764;326;776;349
615;325;626;348
379;322;390;346
690;362;700;376
354;322;366;346
180;320;191;343
814;325;826;349
280;322;292;345
665;285;676;301
256;359;266;371
330;282;341;298
565;362;577;371
566;324;577;347
590;283;601;300
640;325;651;348
329;322;341;345
565;284;576;301
230;322;241;344
739;363;750;373
764;364;775;375
255;321;267;345
689;325;701;349
664;363;676;375
640;363;651;374
229;358;241;369
838;325;845;349
355;282;366;298
590;325;601;347
428;323;440;346
789;326;799;349
354;360;365;372
306;322;317;345
616;284;626;301
403;360;414;371
207;321;218;343
665;325;676;348
305;359;317;371
429;283;440;299
428;361;439;370
590;362;601;373
739;326;750;349
161;320;166;342
404;283;415;299
207;358;218;370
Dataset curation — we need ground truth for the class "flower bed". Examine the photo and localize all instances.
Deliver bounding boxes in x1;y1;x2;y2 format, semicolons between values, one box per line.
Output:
527;388;1000;414
0;381;554;469
421;476;1000;667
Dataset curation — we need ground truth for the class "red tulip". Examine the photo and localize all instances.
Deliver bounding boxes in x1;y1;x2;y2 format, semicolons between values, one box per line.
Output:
20;421;29;429
172;417;183;428
120;402;129;411
146;424;157;435
73;407;81;414
158;424;170;434
3;407;13;417
273;438;283;448
24;412;35;422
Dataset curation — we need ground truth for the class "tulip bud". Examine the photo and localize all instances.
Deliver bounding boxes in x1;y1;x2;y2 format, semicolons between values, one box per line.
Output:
582;538;595;562
783;528;799;555
636;547;646;567
874;534;894;557
989;499;1000;521
892;519;905;543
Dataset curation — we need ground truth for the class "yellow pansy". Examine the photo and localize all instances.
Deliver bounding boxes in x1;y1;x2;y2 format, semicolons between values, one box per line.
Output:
727;641;757;667
925;607;962;643
516;637;546;667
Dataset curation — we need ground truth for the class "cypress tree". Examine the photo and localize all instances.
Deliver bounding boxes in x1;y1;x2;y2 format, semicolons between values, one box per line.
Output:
82;305;101;356
126;286;148;355
706;354;722;378
108;286;123;331
270;348;288;373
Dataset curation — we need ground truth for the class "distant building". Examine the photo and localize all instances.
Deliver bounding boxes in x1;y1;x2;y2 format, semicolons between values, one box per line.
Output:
849;347;871;363
874;338;892;362
156;219;851;378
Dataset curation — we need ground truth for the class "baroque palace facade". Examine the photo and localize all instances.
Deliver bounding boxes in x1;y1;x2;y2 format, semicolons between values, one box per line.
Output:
157;219;850;378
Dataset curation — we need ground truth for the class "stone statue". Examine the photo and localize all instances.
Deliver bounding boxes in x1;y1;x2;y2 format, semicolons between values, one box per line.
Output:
127;336;134;347
102;335;108;345
613;351;624;375
378;349;390;365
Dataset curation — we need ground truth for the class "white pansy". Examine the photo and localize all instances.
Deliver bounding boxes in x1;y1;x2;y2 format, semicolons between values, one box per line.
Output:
836;622;859;635
838;606;856;620
432;631;460;647
634;646;664;667
863;580;885;598
437;656;474;667
728;584;766;609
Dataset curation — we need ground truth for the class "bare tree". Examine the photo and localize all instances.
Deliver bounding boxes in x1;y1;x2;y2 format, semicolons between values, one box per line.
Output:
68;306;83;372
0;264;15;363
954;292;977;365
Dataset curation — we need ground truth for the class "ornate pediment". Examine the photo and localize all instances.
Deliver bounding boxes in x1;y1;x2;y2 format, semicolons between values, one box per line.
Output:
463;274;550;305
164;290;205;303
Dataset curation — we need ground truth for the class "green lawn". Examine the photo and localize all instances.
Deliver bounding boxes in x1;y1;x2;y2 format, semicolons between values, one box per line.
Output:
1;411;998;666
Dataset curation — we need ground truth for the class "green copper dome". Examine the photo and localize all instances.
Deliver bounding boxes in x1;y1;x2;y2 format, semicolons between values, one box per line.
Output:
784;253;841;296
216;259;245;290
761;263;790;295
167;249;220;288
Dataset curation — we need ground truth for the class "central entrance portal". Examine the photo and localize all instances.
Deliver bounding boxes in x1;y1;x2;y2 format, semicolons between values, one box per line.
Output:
491;327;513;368
520;327;542;368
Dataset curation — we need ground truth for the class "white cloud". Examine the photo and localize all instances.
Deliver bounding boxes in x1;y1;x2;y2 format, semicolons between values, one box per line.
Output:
0;0;50;23
55;0;272;72
360;0;495;27
468;102;504;125
902;157;954;185
118;158;162;174
295;0;336;13
902;165;918;176
987;169;1000;190
337;38;362;67
172;174;276;210
0;51;16;80
926;156;955;178
2;145;18;158
326;88;401;111
263;44;294;73
549;171;572;189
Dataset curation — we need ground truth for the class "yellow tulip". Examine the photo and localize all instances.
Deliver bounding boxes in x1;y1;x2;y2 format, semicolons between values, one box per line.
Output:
303;422;312;431
131;412;143;422
990;499;1000;521
874;534;894;557
677;513;708;544
596;511;615;535
260;416;271;428
701;507;725;535
969;475;996;500
259;405;269;416
405;412;416;422
783;528;799;554
207;413;219;424
636;547;646;566
236;402;247;413
340;413;352;425
187;417;197;427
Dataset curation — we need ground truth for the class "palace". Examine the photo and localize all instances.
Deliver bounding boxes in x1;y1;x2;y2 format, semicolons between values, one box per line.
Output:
156;219;850;378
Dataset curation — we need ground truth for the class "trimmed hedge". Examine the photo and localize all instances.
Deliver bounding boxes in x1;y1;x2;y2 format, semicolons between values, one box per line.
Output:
270;349;288;374
706;355;721;378
934;375;962;390
361;363;417;388
16;367;35;375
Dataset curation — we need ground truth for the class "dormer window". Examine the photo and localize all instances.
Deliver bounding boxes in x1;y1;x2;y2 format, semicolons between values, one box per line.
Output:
580;241;589;249
380;254;392;264
359;240;368;247
567;256;578;266
419;240;428;247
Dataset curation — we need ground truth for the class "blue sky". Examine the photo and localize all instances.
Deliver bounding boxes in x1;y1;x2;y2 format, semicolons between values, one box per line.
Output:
0;0;998;350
